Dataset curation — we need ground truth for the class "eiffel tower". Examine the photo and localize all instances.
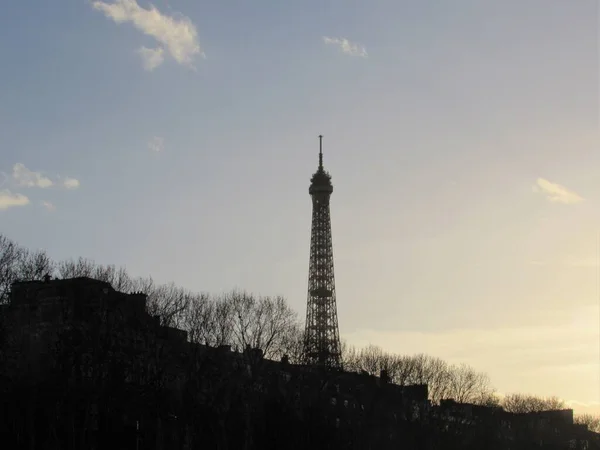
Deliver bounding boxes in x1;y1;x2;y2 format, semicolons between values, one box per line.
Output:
302;135;342;369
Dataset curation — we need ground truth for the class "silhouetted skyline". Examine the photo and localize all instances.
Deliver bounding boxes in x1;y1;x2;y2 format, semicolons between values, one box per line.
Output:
0;0;598;415
2;274;596;449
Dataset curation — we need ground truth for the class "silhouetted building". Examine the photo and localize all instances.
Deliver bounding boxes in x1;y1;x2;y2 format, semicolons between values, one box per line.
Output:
434;399;596;449
3;277;187;385
1;276;597;450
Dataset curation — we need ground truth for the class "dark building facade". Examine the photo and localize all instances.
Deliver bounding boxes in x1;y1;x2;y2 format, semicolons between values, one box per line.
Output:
0;276;430;450
0;276;597;449
432;399;599;450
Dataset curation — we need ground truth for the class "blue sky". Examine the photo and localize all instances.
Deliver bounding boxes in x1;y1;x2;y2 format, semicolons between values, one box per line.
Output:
1;0;598;413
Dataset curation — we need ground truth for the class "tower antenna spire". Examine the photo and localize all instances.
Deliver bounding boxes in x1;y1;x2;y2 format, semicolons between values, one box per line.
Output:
318;134;323;170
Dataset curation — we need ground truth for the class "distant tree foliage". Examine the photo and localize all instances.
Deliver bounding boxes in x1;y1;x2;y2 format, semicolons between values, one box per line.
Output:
500;393;566;413
0;234;53;303
341;344;496;405
575;413;600;433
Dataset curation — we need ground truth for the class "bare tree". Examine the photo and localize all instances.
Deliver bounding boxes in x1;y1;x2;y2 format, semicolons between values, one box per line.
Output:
57;258;133;292
211;297;234;347
0;235;25;303
227;291;298;359
227;291;254;351
445;363;495;404
130;275;154;291
0;235;55;303
57;259;194;327
340;342;360;372
14;248;54;282
340;345;471;404
145;282;193;328
279;323;304;364
92;264;132;292
359;345;393;375
575;414;600;433
341;344;396;376
181;292;214;345
476;391;502;408
251;295;298;359
390;355;418;387
56;257;96;279
501;393;566;413
406;354;451;404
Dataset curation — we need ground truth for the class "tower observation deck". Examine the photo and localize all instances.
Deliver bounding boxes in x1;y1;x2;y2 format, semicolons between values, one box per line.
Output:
302;135;342;369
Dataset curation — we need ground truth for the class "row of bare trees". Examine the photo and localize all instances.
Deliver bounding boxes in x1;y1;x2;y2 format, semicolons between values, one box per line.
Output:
55;257;303;360
502;394;600;432
0;233;597;430
501;393;566;414
342;345;600;431
343;344;497;405
0;234;303;361
0;234;53;303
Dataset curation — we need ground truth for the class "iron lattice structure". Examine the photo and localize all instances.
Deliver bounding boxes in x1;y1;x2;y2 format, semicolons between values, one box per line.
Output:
302;136;342;369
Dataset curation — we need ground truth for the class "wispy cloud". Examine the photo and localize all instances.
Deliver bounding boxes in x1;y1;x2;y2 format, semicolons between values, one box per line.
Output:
323;36;368;57
42;201;56;212
148;136;164;152
63;177;80;190
10;163;80;190
0;164;78;211
533;178;583;204
565;257;598;267
529;257;598;268
92;0;204;70
0;190;29;211
12;163;53;188
566;400;600;415
138;46;164;71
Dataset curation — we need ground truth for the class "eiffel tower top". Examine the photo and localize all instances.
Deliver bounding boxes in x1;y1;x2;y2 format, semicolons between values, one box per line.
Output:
310;135;333;194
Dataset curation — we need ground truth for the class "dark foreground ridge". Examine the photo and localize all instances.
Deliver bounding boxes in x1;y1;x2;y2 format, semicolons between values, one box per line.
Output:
0;276;597;449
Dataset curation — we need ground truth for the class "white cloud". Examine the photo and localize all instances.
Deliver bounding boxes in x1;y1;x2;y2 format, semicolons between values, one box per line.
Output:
533;178;583;204
63;177;80;189
8;163;79;190
12;163;53;188
566;400;600;415
0;190;29;210
42;201;56;212
138;46;165;70
323;36;368;57
148;136;164;152
92;0;204;69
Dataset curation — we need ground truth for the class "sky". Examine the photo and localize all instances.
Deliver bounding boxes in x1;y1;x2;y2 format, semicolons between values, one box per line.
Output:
0;0;598;414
